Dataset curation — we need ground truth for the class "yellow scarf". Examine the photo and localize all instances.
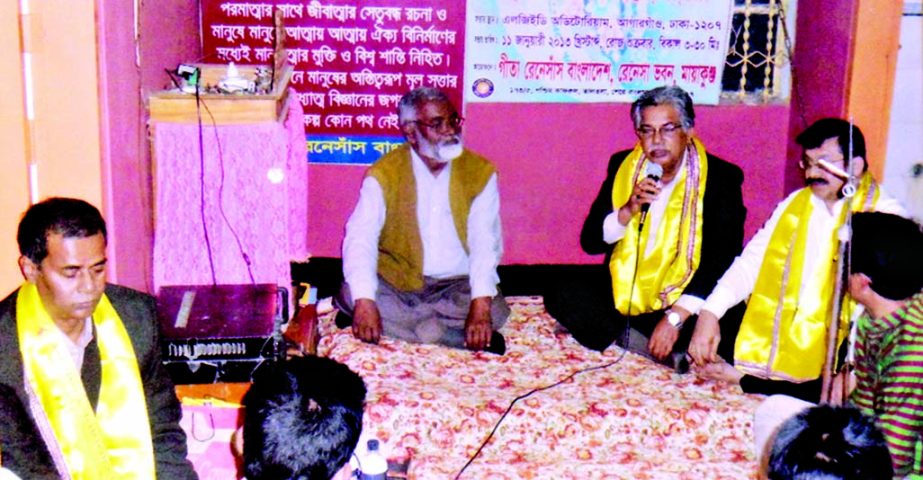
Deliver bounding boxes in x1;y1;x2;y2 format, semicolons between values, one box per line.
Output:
608;138;708;314
16;282;156;479
735;173;879;381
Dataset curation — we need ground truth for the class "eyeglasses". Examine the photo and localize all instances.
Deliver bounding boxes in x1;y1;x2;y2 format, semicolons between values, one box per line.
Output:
413;115;465;131
636;122;684;139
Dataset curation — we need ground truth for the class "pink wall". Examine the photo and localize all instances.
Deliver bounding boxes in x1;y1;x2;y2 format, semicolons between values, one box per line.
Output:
306;0;851;267
307;103;791;265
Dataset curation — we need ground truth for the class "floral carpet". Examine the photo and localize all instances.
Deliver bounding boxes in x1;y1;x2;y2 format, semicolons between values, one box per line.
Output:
319;296;763;479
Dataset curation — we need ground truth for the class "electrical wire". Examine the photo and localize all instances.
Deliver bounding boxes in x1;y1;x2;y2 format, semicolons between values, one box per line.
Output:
194;82;218;286
351;450;364;475
454;216;645;479
200;99;257;285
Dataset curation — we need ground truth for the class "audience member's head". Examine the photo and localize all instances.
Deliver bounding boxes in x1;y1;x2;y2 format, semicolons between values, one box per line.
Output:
17;197;107;264
850;212;923;301
767;404;893;480
242;356;366;480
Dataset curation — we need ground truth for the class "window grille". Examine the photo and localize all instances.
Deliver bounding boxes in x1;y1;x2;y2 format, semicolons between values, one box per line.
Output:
721;0;795;103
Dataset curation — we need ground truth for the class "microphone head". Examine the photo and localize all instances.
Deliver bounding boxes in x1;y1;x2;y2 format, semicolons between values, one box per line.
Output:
645;162;663;181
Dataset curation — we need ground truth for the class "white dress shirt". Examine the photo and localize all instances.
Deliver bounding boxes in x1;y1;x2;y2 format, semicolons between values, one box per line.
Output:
65;317;94;369
701;185;906;319
601;156;705;314
343;148;503;302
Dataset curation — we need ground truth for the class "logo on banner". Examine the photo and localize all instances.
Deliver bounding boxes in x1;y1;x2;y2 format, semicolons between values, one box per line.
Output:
472;78;494;98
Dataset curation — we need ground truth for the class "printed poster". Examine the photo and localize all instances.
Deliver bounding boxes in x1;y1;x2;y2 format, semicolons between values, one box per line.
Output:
202;1;466;164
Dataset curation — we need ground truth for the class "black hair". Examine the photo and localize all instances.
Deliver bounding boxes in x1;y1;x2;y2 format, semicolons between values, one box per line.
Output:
795;118;867;171
242;356;367;480
16;197;107;263
630;86;696;130
850;212;923;300
768;405;893;480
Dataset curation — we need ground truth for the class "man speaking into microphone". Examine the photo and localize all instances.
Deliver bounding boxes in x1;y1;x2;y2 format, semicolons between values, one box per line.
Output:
545;86;747;372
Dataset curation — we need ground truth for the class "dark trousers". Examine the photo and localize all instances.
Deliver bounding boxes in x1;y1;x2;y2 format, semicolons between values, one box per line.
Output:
543;267;744;364
334;276;509;348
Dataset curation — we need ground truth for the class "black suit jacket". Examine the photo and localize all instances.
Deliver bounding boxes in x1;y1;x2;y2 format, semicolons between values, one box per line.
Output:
580;148;747;302
0;284;197;479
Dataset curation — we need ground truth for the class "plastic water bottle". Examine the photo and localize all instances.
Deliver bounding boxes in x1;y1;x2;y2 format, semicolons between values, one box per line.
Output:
359;439;387;480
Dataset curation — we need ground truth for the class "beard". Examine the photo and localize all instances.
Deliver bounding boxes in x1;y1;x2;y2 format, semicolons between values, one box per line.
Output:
417;134;464;163
437;140;464;162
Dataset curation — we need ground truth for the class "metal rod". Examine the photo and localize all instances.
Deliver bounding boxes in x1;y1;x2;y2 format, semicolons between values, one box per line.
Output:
820;118;856;404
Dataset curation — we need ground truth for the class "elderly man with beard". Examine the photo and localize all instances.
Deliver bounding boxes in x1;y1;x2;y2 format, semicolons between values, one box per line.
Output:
545;85;747;372
334;87;509;353
689;118;906;401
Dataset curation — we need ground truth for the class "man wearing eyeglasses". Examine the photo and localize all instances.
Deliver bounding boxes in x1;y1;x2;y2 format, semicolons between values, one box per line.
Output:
546;86;747;372
336;87;509;354
689;118;906;401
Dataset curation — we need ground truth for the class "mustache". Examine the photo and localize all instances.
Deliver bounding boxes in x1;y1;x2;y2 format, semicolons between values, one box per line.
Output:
805;177;828;186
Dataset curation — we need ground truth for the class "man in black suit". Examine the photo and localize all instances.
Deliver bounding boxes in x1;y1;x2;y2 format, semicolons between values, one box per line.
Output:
0;198;196;479
545;86;747;372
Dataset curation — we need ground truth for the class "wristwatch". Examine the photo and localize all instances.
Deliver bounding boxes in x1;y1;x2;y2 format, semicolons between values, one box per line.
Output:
666;310;683;329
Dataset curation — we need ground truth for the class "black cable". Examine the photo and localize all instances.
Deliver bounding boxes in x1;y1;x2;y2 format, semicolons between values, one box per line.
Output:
164;68;183;90
200;99;257;285
194;81;218;286
454;219;644;479
453;350;629;479
351;450;364;475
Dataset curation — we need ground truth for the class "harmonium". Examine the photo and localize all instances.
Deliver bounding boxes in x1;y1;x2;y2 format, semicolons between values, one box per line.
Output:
157;284;288;384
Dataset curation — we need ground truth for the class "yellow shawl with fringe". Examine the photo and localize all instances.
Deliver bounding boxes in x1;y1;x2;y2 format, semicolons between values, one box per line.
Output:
735;173;879;381
16;282;155;479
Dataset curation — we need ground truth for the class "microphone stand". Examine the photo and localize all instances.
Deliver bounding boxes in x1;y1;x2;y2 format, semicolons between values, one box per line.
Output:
819;118;857;405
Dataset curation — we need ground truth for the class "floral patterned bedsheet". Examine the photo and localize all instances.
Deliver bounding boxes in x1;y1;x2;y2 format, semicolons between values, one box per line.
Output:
318;296;763;479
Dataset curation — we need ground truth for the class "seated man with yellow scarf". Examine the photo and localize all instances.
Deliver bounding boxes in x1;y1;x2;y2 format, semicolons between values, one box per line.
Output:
545;86;747;372
0;198;196;479
689;118;906;401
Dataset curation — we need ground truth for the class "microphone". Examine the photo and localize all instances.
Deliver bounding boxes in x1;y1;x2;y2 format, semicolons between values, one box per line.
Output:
639;163;663;229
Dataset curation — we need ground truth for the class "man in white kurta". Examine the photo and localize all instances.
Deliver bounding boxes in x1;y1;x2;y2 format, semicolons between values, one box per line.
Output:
335;87;508;353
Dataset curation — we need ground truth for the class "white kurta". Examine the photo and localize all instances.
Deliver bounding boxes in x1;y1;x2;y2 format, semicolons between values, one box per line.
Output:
701;186;906;318
343;148;503;301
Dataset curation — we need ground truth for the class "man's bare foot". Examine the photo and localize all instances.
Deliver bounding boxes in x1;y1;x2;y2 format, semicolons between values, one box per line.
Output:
694;360;744;385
